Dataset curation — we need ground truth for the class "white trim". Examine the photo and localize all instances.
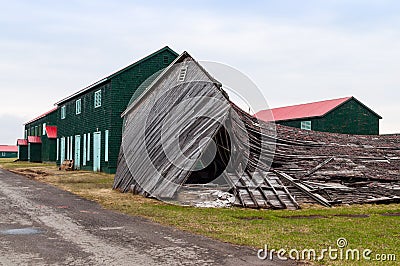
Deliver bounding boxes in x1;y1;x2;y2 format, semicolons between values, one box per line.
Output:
87;133;91;161
70;136;73;160
56;138;59;161
42;123;46;135
66;137;70;160
105;130;109;162
83;134;87;166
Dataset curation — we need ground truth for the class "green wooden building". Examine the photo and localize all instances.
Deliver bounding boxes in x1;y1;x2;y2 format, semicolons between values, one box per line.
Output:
54;46;178;173
255;97;382;135
28;136;42;162
0;145;18;158
17;139;28;161
23;108;58;162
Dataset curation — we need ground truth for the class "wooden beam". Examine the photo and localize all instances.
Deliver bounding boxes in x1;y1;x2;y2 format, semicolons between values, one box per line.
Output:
273;170;332;207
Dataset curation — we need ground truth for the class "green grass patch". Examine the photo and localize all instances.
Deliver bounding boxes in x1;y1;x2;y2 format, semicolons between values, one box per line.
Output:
0;158;54;169
1;161;398;265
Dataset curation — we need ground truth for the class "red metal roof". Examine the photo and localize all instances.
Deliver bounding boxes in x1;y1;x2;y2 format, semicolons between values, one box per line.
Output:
0;145;18;152
255;97;352;122
24;107;58;125
28;136;42;144
45;126;57;139
17;139;28;146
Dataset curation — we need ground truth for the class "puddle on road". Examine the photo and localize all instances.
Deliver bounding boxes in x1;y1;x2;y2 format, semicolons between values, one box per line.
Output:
0;228;44;235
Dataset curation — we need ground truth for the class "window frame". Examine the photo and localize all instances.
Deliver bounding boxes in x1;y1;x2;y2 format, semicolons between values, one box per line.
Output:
301;120;312;130
61;105;66;119
76;99;82;115
94;90;102;108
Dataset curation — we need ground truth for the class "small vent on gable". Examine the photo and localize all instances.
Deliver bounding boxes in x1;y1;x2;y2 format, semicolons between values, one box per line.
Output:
163;55;169;65
178;66;188;82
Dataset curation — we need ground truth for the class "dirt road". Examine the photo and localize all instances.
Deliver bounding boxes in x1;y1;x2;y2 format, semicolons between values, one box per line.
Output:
0;169;292;265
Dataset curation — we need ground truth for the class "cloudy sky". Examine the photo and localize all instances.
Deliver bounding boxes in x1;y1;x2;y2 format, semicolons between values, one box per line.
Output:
1;0;399;144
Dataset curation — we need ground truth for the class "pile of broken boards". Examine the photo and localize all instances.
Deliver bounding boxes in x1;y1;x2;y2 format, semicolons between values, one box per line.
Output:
272;127;400;207
113;52;400;210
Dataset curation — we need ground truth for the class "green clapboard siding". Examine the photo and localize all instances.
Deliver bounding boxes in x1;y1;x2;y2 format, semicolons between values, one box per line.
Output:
28;143;42;162
0;152;18;158
24;109;58;162
277;99;380;135
18;146;29;161
55;47;178;173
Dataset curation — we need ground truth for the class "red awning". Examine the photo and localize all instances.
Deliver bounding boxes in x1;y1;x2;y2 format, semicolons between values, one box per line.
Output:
28;136;42;144
0;145;18;152
46;126;57;139
17;139;28;146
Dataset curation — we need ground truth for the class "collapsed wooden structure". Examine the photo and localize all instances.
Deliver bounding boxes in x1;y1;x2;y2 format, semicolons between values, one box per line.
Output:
113;52;400;209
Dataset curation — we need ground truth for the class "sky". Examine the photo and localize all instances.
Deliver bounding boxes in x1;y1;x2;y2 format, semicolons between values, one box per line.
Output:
1;0;399;144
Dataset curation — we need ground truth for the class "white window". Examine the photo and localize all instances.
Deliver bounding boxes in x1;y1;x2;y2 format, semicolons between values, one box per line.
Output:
76;99;82;114
83;134;87;166
105;130;109;162
1;152;5;156
301;121;312;130
87;133;91;161
61;105;66;119
178;66;187;82
94;90;102;108
43;123;46;135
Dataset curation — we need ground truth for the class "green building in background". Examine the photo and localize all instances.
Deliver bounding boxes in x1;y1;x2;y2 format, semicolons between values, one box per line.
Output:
0;145;18;158
23;108;58;163
255;96;382;135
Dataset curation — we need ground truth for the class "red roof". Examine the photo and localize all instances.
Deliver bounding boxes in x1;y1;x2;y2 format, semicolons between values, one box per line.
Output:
255;97;352;122
24;107;58;125
46;126;57;139
17;139;28;146
0;145;18;152
28;136;42;144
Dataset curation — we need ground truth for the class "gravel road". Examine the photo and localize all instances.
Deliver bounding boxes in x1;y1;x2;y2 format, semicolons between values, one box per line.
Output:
0;169;293;266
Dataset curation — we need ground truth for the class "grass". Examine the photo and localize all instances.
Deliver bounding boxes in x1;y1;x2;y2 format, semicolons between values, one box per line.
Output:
0;159;398;265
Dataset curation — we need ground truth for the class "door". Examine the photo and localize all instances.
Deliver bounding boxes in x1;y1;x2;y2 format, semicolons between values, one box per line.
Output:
74;135;81;170
93;132;101;172
60;137;65;163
